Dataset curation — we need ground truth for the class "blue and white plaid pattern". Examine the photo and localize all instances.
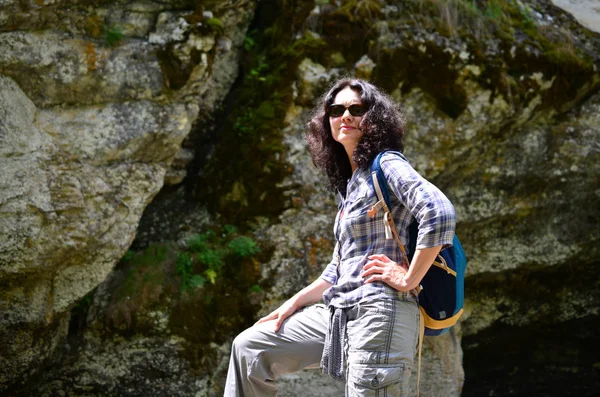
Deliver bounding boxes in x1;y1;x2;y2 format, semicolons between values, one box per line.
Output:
320;152;456;308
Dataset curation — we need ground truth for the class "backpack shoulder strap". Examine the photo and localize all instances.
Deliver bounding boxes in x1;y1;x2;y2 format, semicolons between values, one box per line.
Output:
370;151;421;260
369;151;404;209
368;151;409;265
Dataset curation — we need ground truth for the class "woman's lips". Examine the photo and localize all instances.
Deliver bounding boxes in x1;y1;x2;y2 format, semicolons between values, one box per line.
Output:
340;125;355;130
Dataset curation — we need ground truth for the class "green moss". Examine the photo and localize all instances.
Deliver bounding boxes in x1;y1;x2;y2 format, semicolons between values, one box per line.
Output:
69;288;98;337
243;32;256;51
157;10;230;91
291;31;327;53
329;52;346;67
104;244;173;331
121;249;135;262
104;25;124;47
205;17;224;33
176;252;200;292
546;50;585;72
373;42;468;118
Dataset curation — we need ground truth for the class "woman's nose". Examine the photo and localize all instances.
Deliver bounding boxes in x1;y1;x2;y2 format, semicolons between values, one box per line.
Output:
342;109;353;121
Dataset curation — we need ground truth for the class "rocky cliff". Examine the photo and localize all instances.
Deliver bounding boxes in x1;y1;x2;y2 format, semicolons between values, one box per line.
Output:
1;0;599;396
0;0;256;392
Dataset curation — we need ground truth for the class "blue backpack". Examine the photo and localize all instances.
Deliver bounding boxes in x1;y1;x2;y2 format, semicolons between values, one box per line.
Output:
369;151;467;336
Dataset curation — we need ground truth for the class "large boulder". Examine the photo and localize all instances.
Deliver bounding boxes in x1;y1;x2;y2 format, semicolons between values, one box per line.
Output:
0;0;256;391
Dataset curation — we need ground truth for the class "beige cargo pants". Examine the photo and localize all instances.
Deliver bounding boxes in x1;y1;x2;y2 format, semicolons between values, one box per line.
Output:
224;299;419;397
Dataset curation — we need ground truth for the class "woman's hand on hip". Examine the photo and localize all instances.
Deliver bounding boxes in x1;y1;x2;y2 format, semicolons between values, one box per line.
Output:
362;254;410;292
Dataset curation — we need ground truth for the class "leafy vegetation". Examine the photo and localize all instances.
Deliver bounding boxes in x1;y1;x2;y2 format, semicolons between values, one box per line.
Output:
104;25;124;47
179;226;260;292
104;226;264;337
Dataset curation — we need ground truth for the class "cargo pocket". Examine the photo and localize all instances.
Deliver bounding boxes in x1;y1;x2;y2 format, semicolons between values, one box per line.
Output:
347;363;406;396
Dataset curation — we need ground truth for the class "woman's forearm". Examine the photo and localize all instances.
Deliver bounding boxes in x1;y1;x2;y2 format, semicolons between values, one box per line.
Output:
402;245;442;290
288;278;332;309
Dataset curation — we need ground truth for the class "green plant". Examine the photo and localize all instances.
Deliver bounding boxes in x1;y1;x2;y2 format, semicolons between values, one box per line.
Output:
484;0;504;20
334;0;383;21
183;228;261;288
290;31;327;53
243;34;256;51
104;222;264;341
74;290;94;313
121;249;135;262
222;224;238;236
105;244;172;330
187;232;211;252
516;1;534;29
105;25;124;47
177;252;207;292
199;248;223;270
228;236;260;258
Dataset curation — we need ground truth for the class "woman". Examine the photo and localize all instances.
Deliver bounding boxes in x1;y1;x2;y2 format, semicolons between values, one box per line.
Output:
224;78;456;396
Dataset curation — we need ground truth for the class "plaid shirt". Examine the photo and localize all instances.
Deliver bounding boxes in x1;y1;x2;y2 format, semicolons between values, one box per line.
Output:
320;152;456;308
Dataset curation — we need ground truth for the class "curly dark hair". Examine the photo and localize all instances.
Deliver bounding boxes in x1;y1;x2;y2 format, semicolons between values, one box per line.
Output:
306;78;405;196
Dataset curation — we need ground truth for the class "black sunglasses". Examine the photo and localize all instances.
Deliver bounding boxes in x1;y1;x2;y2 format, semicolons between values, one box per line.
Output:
328;104;367;118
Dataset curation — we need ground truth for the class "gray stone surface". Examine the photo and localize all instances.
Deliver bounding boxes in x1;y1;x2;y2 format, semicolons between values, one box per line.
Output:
0;0;256;391
551;0;600;33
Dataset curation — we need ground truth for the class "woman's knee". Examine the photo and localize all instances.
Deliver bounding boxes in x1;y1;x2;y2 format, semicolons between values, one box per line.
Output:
231;326;260;357
232;328;252;355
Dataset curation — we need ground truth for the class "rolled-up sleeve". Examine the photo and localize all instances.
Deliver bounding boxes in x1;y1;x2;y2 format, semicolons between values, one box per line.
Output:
319;242;339;284
381;154;456;249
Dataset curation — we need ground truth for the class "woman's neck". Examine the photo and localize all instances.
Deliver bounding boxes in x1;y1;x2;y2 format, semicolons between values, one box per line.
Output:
345;146;357;172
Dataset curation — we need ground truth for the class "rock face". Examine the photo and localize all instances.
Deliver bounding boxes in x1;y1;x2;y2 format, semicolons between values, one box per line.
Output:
551;0;600;33
0;0;256;392
1;0;599;396
0;74;185;389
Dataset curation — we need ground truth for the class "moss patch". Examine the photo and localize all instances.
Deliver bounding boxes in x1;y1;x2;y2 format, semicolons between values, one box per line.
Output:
103;226;267;353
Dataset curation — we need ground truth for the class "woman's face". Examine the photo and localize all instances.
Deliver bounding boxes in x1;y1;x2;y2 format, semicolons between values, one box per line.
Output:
329;87;365;153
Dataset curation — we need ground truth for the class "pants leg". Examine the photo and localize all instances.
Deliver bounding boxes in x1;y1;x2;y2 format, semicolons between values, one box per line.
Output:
345;299;420;397
224;304;329;397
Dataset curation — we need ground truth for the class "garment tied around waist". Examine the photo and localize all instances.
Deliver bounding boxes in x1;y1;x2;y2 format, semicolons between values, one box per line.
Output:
320;306;347;381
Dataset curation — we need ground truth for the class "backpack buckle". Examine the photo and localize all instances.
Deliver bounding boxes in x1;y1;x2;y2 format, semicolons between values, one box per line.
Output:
367;199;386;218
